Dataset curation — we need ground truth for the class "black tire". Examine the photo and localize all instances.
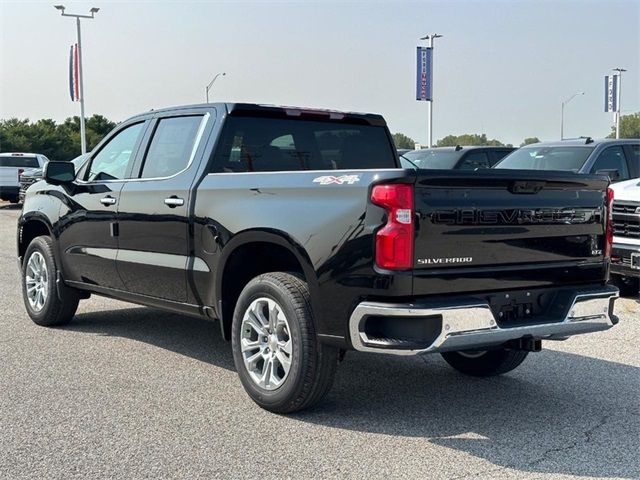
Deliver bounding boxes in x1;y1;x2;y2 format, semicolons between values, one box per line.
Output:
231;272;339;413
21;235;80;327
611;275;639;298
441;348;529;377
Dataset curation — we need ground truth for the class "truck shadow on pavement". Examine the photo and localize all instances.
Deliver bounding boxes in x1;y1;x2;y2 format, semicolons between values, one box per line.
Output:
66;307;639;479
0;203;21;210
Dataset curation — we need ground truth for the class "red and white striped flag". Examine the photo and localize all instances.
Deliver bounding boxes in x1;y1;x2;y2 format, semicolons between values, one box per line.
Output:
68;43;81;102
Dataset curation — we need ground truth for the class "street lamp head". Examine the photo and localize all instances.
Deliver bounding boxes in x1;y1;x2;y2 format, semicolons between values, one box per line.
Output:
90;7;100;13
432;34;443;39
54;5;65;11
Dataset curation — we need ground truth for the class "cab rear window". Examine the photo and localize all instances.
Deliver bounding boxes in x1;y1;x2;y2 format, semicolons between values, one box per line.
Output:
0;156;39;168
210;116;397;172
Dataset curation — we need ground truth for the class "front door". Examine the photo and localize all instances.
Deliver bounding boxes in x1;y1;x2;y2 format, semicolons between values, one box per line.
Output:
57;121;147;289
116;112;210;302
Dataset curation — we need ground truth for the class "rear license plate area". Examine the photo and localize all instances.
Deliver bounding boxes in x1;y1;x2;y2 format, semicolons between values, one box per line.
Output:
488;290;555;326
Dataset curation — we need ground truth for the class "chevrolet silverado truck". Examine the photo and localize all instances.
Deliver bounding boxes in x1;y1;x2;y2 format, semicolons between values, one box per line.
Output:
610;177;640;296
18;103;619;413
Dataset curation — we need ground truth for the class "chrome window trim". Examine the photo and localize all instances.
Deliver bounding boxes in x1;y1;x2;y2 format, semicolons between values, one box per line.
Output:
76;113;210;185
205;168;405;177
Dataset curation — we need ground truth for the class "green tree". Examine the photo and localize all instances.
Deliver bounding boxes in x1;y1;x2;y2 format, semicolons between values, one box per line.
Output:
391;132;416;149
521;137;540;146
436;133;504;147
0;114;117;161
608;112;640;138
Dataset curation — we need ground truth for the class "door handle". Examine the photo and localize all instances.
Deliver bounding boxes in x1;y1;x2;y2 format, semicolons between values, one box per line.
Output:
100;196;117;206
164;196;184;208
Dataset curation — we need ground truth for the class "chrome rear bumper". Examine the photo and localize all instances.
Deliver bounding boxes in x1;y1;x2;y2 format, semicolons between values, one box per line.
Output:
349;285;619;356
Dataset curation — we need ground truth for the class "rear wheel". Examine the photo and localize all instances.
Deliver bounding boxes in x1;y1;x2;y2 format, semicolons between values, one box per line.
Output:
441;348;529;377
231;272;339;413
611;275;639;298
22;236;80;326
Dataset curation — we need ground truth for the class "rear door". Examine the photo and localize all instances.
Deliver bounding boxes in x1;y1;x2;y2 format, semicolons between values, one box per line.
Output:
412;170;609;296
115;109;212;302
57;120;148;289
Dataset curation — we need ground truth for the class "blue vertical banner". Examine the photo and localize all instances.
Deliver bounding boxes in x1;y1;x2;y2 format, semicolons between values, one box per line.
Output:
416;46;433;101
604;75;618;112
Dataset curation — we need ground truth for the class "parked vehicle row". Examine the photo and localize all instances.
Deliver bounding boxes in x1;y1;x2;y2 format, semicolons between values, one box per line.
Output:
400;145;514;170
18;102;620;413
0;153;49;203
495;138;639;182
18;154;89;203
609;178;640;296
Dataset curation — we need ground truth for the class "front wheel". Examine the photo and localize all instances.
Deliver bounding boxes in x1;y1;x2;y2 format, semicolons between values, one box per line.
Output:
231;272;339;413
441;348;529;377
22;236;80;326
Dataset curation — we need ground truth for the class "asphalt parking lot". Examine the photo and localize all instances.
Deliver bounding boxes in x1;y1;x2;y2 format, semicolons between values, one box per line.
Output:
0;202;638;480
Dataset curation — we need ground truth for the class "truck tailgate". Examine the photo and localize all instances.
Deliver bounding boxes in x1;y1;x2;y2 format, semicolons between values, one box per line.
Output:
412;170;609;296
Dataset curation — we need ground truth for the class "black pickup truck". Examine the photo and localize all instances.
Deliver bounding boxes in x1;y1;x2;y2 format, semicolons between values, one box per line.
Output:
18;103;619;413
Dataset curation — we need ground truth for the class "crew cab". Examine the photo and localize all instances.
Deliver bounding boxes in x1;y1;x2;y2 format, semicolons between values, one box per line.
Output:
18;103;619;413
610;178;640;296
0;153;49;203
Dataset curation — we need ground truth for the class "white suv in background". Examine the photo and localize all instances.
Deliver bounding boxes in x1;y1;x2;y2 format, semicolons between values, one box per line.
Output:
610;177;640;296
0;153;49;203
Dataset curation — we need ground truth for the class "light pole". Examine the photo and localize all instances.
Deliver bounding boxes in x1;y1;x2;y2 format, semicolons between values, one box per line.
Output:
560;91;584;140
613;67;626;139
206;72;226;103
54;5;99;155
419;34;442;148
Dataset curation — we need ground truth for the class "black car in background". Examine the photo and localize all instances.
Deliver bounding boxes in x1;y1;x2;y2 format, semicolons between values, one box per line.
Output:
400;145;515;170
494;138;639;182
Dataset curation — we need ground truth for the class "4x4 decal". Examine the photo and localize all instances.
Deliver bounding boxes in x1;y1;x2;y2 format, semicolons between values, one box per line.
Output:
312;175;360;185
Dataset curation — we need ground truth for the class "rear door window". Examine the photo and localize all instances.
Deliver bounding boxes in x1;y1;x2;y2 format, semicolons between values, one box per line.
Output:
490;149;512;165
590;146;630;181
139;116;203;179
210;116;396;172
458;152;490;170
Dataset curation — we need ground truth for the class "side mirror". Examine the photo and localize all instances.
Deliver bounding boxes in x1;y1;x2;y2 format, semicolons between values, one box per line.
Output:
44;161;76;185
595;169;621;181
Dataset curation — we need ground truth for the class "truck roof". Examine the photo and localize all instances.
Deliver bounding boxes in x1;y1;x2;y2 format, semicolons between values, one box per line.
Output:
522;138;639;148
130;102;387;126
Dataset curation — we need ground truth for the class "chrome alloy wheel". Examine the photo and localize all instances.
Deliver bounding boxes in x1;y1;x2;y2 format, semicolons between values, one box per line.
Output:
240;297;293;390
25;251;48;312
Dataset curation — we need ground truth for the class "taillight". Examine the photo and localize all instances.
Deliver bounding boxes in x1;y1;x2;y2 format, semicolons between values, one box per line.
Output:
605;187;614;259
371;184;414;270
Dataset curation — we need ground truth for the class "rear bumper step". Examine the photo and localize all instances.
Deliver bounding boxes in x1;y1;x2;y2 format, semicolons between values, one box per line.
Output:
349;285;619;356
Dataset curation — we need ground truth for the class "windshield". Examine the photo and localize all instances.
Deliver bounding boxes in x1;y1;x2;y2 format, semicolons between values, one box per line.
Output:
401;149;462;169
494;146;594;172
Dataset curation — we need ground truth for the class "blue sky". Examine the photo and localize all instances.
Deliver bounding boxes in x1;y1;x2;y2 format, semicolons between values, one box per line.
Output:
1;0;638;146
